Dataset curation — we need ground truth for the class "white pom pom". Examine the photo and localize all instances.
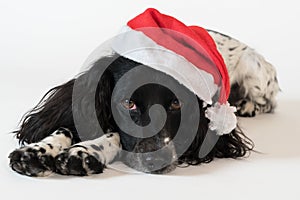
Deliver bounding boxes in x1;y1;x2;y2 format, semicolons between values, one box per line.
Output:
205;102;237;135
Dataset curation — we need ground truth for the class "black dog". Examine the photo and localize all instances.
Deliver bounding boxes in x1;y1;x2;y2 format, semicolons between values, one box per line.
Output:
9;54;255;176
9;13;281;175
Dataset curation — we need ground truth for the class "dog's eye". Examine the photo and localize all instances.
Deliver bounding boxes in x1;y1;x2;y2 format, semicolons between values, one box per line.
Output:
121;99;136;110
170;99;181;110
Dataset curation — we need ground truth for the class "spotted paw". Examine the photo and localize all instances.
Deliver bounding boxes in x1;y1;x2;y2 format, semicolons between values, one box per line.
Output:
9;145;56;177
55;145;105;176
9;128;73;177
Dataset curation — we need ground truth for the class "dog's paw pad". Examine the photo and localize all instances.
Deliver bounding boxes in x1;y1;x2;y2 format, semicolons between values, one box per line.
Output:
9;145;55;177
55;146;104;176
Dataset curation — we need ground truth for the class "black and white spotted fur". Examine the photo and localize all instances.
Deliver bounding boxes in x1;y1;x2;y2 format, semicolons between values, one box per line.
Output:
9;30;279;177
10;127;121;176
208;30;280;117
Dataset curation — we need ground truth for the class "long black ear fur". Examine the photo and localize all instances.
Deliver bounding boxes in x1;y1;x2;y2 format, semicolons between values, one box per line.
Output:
179;100;254;165
15;56;116;145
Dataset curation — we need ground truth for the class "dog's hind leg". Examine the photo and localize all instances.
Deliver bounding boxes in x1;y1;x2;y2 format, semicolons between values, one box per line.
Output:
209;30;280;117
227;48;280;117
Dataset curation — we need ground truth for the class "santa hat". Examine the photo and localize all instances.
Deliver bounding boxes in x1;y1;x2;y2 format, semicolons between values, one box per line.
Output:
111;8;237;135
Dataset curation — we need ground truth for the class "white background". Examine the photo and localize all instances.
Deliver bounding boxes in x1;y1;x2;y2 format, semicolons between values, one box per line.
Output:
0;0;299;200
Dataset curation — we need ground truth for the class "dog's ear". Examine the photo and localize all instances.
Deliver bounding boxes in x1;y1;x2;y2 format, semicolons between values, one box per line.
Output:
213;125;254;159
15;56;116;145
15;79;75;144
179;99;253;165
72;57;116;141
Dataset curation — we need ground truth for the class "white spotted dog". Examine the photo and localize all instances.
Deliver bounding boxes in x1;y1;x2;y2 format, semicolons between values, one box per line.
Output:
208;30;280;117
8;29;280;177
8;30;280;177
8;7;281;177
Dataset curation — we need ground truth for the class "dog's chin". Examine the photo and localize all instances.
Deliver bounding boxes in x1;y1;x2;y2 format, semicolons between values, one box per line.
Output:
148;164;177;174
124;161;177;174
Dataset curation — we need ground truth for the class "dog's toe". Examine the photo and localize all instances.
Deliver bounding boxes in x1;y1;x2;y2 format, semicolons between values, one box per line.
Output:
236;100;257;117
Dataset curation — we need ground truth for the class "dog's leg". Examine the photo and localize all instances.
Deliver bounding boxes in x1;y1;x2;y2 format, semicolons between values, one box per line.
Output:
208;30;280;117
9;128;73;177
55;132;121;176
228;49;280;117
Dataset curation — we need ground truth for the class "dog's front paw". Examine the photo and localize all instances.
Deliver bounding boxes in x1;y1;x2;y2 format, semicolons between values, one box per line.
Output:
9;145;56;177
55;145;104;176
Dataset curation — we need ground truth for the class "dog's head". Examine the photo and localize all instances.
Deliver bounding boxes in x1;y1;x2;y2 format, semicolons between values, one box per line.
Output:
88;55;253;174
111;66;195;173
115;82;181;173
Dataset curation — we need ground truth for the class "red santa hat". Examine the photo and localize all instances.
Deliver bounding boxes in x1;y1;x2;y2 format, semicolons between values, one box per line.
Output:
111;8;237;135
